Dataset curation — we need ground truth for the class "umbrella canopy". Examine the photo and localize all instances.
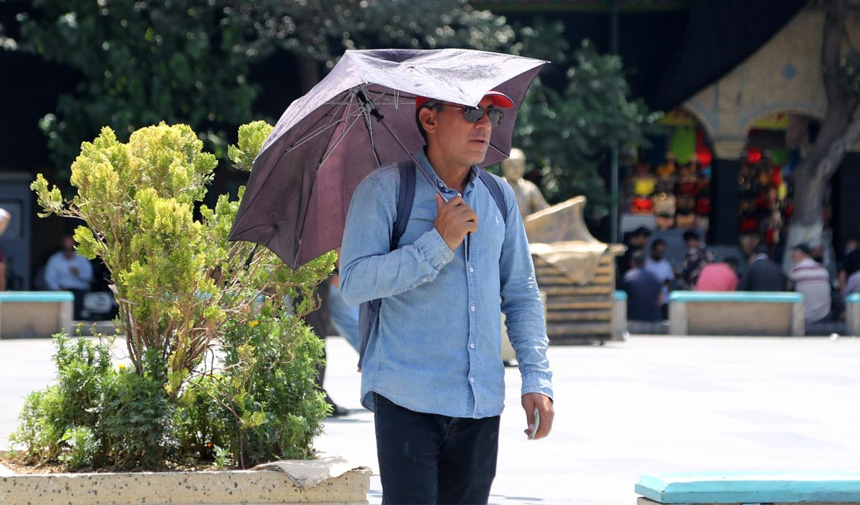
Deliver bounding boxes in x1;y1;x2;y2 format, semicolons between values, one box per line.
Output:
229;48;546;268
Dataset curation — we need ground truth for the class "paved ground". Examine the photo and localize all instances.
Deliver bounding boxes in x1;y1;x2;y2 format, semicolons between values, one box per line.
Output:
3;334;860;504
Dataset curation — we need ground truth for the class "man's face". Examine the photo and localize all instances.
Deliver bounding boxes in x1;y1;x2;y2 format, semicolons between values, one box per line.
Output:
62;237;75;259
428;96;495;168
792;249;805;264
652;243;666;260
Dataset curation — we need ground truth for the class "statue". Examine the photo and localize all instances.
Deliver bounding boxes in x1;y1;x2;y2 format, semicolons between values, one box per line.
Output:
502;148;549;219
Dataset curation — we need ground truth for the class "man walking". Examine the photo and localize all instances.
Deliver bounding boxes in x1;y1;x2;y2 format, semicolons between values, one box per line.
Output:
339;91;554;504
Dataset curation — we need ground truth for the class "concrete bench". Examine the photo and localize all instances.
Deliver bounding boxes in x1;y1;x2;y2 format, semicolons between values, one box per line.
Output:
846;294;860;336
669;291;805;337
636;472;860;504
0;291;75;339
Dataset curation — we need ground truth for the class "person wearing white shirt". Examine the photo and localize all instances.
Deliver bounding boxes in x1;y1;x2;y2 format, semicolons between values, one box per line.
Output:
44;236;94;319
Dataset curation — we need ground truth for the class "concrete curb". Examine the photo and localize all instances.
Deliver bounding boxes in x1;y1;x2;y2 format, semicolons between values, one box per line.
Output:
0;462;371;504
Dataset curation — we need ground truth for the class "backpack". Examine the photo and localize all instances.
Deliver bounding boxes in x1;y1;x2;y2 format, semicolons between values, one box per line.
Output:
356;160;508;369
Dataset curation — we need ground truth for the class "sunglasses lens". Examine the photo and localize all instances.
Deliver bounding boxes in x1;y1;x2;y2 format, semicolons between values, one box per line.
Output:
461;107;504;127
463;107;484;123
488;109;504;127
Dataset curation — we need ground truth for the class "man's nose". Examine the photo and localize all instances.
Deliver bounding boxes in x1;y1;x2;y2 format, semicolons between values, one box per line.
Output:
474;110;492;129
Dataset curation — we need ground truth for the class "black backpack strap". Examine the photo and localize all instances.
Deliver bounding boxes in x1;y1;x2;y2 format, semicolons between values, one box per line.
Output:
392;160;415;250
358;160;415;371
477;169;508;224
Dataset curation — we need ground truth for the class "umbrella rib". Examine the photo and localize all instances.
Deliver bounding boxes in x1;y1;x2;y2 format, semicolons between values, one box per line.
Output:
283;113;350;156
317;107;364;168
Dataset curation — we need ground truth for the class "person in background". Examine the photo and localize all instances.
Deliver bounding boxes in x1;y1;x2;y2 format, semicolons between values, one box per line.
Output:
0;207;9;291
501;147;549;219
0;244;6;292
328;270;359;352
789;243;832;324
844;268;860;295
695;257;739;291
739;245;786;292
623;250;663;322
680;230;713;289
302;277;350;417
644;238;673;318
838;237;860;296
44;235;94;319
618;226;652;286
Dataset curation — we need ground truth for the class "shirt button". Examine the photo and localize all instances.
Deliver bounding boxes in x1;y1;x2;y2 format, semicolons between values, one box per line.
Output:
422;277;429;282
469;267;474;273
469;377;475;383
470;305;476;312
469;343;475;349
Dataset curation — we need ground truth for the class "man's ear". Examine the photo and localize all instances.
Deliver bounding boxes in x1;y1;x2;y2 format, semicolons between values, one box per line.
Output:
419;108;437;134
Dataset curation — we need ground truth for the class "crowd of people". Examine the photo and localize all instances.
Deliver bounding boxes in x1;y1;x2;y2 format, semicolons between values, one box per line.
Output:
620;225;860;326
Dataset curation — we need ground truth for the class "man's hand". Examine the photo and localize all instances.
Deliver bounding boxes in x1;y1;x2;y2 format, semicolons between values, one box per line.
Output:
435;194;478;251
522;393;554;440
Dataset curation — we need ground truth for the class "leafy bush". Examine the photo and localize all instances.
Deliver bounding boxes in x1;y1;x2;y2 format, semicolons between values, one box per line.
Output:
17;122;332;470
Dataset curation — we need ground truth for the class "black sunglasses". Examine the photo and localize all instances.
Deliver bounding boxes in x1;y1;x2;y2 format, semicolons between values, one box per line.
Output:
442;104;504;128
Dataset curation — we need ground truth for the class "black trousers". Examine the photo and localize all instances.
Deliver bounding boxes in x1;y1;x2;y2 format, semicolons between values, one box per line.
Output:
374;393;500;505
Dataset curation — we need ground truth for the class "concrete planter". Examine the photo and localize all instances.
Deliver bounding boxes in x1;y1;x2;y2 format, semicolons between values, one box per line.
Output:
0;458;371;505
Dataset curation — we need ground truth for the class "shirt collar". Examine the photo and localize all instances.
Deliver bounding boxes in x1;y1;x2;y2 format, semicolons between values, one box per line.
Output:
414;150;479;194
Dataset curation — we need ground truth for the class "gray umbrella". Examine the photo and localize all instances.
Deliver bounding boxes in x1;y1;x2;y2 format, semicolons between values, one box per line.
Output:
229;48;546;268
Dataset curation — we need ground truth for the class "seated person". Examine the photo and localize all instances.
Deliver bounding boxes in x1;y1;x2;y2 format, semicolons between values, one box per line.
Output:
695;257;739;292
44;235;94;319
739;245;785;292
789;243;832;324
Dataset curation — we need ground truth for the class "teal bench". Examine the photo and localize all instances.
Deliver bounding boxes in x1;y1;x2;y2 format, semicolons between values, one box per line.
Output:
636;472;860;504
669;291;804;337
0;291;75;339
846;294;860;336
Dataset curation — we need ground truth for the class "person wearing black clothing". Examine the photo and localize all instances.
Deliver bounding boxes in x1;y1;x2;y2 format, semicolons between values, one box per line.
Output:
839;238;860;295
739;246;786;292
623;250;663;322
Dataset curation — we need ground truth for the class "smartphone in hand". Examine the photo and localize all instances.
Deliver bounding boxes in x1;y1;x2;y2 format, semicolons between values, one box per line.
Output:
528;408;540;440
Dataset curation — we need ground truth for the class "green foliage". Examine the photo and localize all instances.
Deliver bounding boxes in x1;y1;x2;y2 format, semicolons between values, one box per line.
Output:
21;122;332;470
512;27;661;216
99;361;174;469
15;0;257;171
10;0;511;175
228;121;274;172
177;309;328;468
58;426;97;470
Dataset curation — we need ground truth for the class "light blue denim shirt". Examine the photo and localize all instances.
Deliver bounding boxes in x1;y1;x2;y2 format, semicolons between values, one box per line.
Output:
339;150;553;419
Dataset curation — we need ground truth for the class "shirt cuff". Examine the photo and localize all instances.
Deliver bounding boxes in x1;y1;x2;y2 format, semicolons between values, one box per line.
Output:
521;371;554;401
414;228;455;271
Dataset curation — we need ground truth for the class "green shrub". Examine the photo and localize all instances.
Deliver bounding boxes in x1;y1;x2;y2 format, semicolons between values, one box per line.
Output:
17;122;333;470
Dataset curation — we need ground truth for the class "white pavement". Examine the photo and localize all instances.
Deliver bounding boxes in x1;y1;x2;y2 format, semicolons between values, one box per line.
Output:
3;335;860;505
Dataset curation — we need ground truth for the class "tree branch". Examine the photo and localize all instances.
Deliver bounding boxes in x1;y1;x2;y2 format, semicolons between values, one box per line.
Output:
822;0;848;106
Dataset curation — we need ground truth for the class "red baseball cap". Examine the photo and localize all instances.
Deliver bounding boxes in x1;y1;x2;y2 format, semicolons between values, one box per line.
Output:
415;90;514;110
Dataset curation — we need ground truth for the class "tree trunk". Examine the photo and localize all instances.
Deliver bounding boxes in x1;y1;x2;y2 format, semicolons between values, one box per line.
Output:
783;0;857;271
